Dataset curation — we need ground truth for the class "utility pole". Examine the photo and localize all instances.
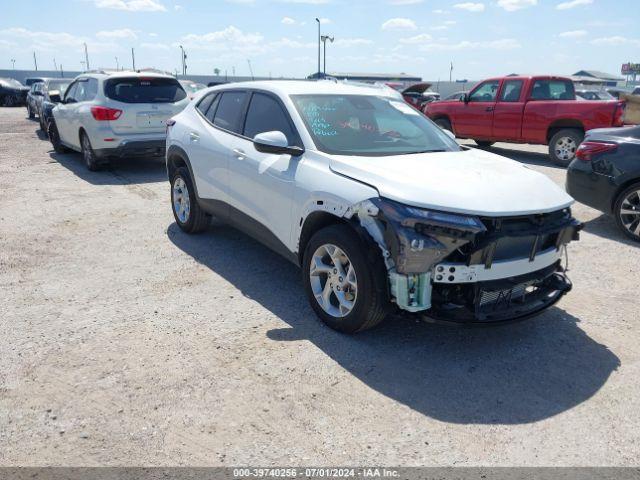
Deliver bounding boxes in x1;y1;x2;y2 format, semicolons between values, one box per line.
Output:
11;58;15;70
179;45;186;76
53;58;57;71
315;18;321;78
115;56;119;70
321;35;334;75
84;43;90;71
60;64;64;77
131;47;136;71
449;61;453;82
33;52;38;71
247;59;254;80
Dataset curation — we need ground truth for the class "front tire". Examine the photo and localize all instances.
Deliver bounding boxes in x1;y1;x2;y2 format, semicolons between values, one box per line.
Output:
614;182;640;242
434;118;453;134
171;166;209;234
302;224;390;333
474;140;494;148
27;104;35;119
549;129;583;167
47;121;68;153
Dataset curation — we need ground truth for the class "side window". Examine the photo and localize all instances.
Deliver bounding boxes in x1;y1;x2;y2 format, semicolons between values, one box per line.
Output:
243;93;296;144
500;80;523;102
530;80;575;100
74;81;89;102
84;79;98;101
469;81;499;102
65;82;78;102
196;93;216;117
205;94;221;122
213;91;247;133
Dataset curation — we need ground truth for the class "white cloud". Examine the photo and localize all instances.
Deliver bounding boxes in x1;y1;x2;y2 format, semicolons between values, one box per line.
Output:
173;4;182;10
140;42;171;50
559;29;587;38
96;28;138;40
94;0;167;12
399;33;433;44
556;0;592;10
421;38;521;51
430;25;448;31
0;27;118;54
281;16;296;25
381;18;418;30
319;17;331;24
497;0;537;11
432;9;449;13
590;36;640;46
179;26;266;55
389;0;423;4
453;3;485;12
333;38;373;47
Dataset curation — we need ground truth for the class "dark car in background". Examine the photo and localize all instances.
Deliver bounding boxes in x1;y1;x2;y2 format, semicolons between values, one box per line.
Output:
0;78;29;106
24;77;46;87
35;79;72;131
26;81;45;118
566;126;640;241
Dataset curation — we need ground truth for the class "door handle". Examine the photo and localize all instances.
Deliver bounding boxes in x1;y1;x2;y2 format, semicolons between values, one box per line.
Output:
232;148;246;159
485;106;495;112
189;132;200;142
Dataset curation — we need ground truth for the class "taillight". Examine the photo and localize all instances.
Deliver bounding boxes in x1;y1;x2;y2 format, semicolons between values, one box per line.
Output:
91;106;122;121
575;141;617;162
613;102;625;127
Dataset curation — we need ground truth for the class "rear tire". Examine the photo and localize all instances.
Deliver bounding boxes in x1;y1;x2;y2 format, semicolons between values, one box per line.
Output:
474;140;494;148
302;224;390;333
434;118;453;134
80;131;101;171
171;166;210;234
549;128;583;167
27;104;34;119
614;182;640;242
48;121;68;153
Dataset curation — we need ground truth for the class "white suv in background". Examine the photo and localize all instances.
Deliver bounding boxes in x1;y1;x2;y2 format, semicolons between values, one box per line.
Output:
49;71;189;170
166;81;582;333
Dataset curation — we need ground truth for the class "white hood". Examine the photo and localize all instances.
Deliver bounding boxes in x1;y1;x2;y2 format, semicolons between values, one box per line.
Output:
330;148;574;216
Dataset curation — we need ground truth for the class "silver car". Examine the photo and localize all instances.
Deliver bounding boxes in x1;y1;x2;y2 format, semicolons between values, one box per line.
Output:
49;71;189;170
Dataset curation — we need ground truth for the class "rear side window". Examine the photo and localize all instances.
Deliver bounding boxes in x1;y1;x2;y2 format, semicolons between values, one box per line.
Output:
243;93;296;143
500;80;523;102
530;80;575;100
75;79;99;102
196;93;216;116
104;77;187;104
213;91;247;133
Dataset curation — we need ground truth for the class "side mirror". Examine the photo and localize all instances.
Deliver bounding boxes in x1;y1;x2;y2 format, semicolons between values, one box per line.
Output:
49;94;61;103
461;93;469;103
253;131;304;156
64;97;76;105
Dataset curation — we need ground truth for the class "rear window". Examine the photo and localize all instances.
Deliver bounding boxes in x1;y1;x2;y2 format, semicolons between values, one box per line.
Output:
530;80;575;100
213;91;247;133
104;77;187;104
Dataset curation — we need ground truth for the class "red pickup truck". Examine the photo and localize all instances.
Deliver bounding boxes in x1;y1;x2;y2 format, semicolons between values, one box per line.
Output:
424;75;626;165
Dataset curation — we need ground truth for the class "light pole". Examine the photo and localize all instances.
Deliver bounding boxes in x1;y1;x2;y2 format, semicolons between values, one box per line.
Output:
179;45;187;76
11;58;15;70
83;42;90;71
131;47;136;71
321;35;334;75
33;51;38;71
115;56;119;70
247;59;254;80
315;18;321;78
80;60;86;72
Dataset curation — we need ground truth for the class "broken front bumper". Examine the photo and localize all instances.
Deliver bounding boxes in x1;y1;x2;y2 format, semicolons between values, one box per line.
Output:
351;198;582;324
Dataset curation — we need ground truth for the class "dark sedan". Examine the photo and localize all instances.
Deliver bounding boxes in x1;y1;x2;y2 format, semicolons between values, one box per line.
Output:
566;126;640;241
0;78;29;106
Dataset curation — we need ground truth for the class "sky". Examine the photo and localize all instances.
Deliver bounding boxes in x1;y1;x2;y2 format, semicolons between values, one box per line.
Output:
1;0;638;81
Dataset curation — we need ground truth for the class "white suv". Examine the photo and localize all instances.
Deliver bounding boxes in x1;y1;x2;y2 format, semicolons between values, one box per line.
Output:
166;81;582;332
49;71;189;170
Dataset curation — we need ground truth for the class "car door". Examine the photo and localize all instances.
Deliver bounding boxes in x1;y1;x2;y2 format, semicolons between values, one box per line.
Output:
54;81;78;145
184;91;233;209
492;79;525;141
226;91;301;250
455;80;500;138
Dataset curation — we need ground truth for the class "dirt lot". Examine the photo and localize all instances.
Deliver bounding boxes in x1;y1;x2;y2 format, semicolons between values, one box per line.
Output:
1;106;638;466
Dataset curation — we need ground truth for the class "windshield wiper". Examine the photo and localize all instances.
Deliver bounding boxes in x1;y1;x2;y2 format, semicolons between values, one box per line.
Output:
407;149;448;154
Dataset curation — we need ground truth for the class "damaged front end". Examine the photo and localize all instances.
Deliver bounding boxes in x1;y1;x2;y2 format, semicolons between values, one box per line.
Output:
346;198;582;324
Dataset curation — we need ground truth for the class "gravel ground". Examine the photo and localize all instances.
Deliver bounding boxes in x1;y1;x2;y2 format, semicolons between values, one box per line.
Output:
1;106;638;466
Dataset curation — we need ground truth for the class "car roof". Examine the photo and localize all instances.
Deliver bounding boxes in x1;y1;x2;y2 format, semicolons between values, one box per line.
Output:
76;70;177;81
207;79;402;97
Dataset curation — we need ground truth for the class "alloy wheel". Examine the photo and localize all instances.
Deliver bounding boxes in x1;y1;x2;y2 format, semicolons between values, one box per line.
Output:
554;136;577;162
309;243;358;318
172;177;191;224
619;188;640;238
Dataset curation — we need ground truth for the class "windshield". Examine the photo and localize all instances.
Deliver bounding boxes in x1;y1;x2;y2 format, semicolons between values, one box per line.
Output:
48;81;70;93
291;94;459;156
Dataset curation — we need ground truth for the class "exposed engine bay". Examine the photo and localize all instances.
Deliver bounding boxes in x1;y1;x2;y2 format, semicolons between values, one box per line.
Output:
345;198;582;324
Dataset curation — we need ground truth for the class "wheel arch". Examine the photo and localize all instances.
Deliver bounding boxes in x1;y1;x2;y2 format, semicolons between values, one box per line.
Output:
547;120;585;142
612;177;640;213
166;145;200;197
297;211;351;265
